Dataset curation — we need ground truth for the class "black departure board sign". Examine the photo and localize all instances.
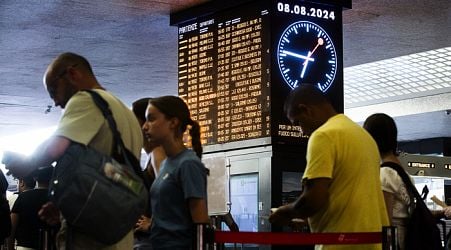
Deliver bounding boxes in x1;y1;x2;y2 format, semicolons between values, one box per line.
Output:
173;0;345;147
271;1;344;144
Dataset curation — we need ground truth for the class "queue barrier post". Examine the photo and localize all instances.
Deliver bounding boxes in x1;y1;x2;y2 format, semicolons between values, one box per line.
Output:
193;223;215;250
382;226;398;250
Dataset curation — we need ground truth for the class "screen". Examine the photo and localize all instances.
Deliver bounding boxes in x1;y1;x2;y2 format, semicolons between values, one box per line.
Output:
282;171;302;205
178;1;271;146
176;0;344;146
228;173;259;232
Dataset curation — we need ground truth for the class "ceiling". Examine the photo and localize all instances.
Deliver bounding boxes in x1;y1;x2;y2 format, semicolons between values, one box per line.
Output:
0;0;450;145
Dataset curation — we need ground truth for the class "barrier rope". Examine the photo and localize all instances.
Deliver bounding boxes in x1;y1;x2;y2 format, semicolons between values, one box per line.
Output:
214;231;382;245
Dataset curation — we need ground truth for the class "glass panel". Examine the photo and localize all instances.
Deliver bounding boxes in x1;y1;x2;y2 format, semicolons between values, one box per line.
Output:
229;173;259;232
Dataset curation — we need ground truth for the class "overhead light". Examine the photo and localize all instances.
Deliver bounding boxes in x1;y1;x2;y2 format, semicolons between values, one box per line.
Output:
344;47;451;108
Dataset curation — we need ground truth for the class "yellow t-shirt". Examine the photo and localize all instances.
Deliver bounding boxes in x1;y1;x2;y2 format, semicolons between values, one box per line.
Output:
303;114;389;250
54;89;143;159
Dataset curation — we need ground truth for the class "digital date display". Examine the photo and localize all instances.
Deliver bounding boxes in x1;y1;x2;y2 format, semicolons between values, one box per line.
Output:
276;2;336;20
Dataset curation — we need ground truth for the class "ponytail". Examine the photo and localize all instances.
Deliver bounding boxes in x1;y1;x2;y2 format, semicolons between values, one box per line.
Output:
188;119;209;175
188;119;203;159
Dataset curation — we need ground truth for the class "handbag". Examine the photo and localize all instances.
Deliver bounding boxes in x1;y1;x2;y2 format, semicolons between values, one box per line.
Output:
381;162;443;250
49;90;148;245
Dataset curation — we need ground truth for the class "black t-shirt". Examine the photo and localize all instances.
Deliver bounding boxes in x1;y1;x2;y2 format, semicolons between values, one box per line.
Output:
0;196;11;244
11;188;49;248
0;171;10;244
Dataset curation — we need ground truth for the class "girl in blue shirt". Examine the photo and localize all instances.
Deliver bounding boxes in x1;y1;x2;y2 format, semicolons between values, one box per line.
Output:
142;96;209;250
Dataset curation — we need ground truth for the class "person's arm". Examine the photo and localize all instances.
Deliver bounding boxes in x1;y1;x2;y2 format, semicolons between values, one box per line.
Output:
7;213;18;250
431;209;445;219
292;178;331;216
269;177;331;226
383;191;395;224
189;198;210;224
5;136;71;178
38;202;61;225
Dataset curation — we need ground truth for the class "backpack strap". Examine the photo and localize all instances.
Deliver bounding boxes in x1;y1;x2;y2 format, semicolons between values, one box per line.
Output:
83;89;144;179
381;162;423;206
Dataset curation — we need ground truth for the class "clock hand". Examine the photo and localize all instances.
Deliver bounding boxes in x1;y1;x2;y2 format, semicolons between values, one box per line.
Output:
300;38;324;78
281;50;315;62
300;51;312;78
303;38;324;65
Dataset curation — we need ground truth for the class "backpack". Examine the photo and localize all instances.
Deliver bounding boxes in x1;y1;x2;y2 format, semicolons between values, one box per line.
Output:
49;90;148;245
381;162;443;250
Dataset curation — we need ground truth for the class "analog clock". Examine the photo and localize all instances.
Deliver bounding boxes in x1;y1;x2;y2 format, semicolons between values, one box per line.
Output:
277;21;337;92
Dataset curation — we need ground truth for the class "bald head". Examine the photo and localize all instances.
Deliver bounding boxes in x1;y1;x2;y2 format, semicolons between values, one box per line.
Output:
43;52;101;108
44;52;94;83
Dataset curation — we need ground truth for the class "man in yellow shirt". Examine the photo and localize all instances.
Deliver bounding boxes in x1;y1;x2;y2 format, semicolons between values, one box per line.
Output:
269;84;389;250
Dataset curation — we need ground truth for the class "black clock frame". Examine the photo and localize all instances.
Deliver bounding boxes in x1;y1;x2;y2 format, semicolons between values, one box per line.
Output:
270;0;344;145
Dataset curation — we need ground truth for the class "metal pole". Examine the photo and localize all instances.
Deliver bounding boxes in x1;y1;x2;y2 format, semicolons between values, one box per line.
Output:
194;223;215;250
382;226;398;250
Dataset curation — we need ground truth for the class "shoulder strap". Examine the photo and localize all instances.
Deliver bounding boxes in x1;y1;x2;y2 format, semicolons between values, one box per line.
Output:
381;162;423;203
83;89;142;177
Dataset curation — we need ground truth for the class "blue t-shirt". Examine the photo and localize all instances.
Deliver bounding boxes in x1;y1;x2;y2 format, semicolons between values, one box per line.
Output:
150;149;207;249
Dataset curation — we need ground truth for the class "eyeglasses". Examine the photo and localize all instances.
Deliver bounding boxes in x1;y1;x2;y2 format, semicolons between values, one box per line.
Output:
47;64;78;98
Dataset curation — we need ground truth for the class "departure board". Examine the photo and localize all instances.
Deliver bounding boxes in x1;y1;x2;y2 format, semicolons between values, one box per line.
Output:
174;0;344;147
178;1;271;145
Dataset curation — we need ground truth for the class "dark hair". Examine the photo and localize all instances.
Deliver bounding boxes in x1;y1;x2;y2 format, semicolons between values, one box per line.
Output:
22;175;36;189
149;96;203;159
363;113;398;155
33;166;53;184
283;84;331;118
132;97;151;123
0;170;8;194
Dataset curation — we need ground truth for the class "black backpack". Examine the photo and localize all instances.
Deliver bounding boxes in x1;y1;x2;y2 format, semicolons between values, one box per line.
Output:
381;162;443;250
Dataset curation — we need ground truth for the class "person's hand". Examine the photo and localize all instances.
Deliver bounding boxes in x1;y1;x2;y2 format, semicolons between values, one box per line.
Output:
444;206;451;218
2;151;32;179
38;202;61;225
135;215;151;232
289;218;308;232
269;204;295;227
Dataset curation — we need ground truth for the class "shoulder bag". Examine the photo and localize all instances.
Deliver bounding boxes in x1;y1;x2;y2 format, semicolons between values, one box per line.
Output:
381;162;443;250
49;90;148;245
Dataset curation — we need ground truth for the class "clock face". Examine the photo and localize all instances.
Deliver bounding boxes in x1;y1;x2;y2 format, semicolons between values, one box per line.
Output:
277;21;337;92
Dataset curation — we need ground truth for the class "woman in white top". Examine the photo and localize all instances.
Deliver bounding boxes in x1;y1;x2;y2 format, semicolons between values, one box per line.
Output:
364;113;411;250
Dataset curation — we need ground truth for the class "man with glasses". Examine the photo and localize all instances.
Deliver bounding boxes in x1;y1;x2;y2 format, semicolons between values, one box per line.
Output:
4;52;143;250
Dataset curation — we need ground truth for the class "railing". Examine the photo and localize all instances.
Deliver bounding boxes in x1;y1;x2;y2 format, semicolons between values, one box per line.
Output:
194;224;398;250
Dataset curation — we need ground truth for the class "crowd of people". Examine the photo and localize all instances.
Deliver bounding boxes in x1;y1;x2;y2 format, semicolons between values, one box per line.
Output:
2;52;208;250
0;52;449;250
